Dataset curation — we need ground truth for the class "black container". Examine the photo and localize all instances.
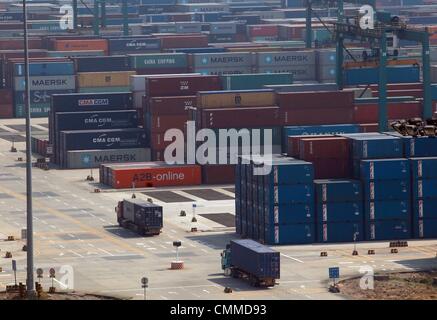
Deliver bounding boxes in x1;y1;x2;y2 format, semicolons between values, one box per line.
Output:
73;56;132;72
51;92;133;113
122;199;163;229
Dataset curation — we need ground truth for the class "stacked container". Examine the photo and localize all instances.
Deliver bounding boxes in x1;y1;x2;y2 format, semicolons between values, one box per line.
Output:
255;51;316;81
189;52;253;75
314;179;364;243
410;157;437;239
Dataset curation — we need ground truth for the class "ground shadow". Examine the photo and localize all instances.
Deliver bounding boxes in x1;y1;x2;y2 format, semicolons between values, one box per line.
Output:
103;225;144;239
208;276;273;292
186;232;239;250
393;257;437;271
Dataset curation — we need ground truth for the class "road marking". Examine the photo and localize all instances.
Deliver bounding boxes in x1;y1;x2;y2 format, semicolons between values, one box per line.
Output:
202;290;210;294
280;253;304;264
55;199;61;202
201;249;208;253
59;245;65;249
339;261;353;265
41;220;48;225
50;225;57;229
98;248;114;256
88;243;95;247
160;296;168;300
69;250;83;258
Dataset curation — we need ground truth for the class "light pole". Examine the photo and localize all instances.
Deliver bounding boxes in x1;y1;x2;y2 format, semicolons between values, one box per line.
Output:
23;0;35;296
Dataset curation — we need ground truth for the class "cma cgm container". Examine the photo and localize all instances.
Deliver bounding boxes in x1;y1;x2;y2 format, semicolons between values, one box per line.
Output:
55;110;139;131
66;148;151;169
51;92;133;112
104;162;201;189
108;38;161;55
60;128;146;151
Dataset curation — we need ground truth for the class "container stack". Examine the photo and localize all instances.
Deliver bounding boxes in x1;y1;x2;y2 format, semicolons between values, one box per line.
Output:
189;52;253;75
7;60;76;117
49;92;149;169
314;180;364;243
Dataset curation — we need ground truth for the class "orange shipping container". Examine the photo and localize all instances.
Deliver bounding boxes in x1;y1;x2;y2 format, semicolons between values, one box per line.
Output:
110;164;201;189
52;39;108;54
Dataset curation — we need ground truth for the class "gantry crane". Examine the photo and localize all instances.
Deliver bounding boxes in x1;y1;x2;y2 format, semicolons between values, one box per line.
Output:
333;16;432;131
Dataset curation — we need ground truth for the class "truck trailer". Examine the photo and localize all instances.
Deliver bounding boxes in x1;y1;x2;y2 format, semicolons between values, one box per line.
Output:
221;239;280;287
116;199;163;236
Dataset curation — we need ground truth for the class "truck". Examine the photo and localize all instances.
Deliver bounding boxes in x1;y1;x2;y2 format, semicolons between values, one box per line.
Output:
115;199;163;236
221;239;280;287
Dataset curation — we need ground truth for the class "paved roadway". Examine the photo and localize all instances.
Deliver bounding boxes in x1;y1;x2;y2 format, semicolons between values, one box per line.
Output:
0;119;436;300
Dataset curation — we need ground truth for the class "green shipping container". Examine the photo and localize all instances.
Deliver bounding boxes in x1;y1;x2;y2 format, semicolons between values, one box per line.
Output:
15;102;50;118
78;86;131;93
220;73;293;90
128;53;188;69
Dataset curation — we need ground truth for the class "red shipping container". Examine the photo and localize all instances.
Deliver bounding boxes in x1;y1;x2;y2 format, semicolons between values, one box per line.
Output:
150;114;189;133
110;164;202;189
147;96;196;115
299;137;350;160
0;50;47;59
286;134;333;157
311;158;352;179
151;149;165;161
353;102;422;123
0;104;13;118
200;106;282;128
248;25;279;37
150;132;181;150
202;164;236;185
146;75;221;97
0;38;42;50
372;89;423;98
159;35;209;49
282;107;355;126
278;91;354;110
368;82;423;91
52;39;109;54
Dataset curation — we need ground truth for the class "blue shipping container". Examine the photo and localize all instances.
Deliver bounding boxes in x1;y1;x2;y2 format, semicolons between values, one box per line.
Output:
314;179;362;203
317;222;364;243
264;223;315;245
14;62;74;76
360;159;410;181
317;202;363;223
366;219;411;241
351;136;403;159
265;203;314;225
265;161;314;185
363;179;411;201
230;239;280;279
413;218;437;239
365;200;411;221
264;184;314;204
410;157;437;179
412;179;437;199
412;199;437;220
345;66;420;85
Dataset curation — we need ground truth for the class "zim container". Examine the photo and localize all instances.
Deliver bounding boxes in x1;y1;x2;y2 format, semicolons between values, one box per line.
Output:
146;75;221;96
147;96;196;115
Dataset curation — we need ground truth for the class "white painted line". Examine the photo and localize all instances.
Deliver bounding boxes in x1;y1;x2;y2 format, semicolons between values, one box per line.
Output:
49;225;56;229
98;248;114;256
59;253;64;256
69;250;83;258
280;253;304;264
88;243;95;247
41;220;48;225
170;229;177;233
201;249;208;253
55;199;61;202
59;245;65;249
160;296;168;300
202;290;210;294
63;202;69;206
146;247;156;250
339;261;353;265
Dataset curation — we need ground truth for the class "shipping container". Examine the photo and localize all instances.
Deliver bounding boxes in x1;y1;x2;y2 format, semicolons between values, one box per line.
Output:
146;75;221;96
359;159;410;181
117;199;163;236
317;222;364;243
264;223;315;245
221;73;293;90
314;179;362;203
366;219;411;241
129;53;188;69
413;218;437;239
264;203;314;224
77;71;136;88
410;157;437;179
51;92;133;113
317;202;363;223
74;56;131;72
66;148;151;169
363;180;411;201
196;89;276;108
14;75;76;91
412;179;437;199
364;200;411;221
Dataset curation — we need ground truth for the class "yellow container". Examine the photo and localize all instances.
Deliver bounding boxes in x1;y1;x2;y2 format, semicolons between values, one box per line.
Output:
77;71;136;88
197;91;276;108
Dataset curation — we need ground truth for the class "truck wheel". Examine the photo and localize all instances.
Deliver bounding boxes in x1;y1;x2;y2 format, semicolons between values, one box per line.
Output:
224;268;232;277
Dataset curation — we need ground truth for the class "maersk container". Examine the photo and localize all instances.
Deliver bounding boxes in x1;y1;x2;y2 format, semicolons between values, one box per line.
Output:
191;52;253;68
14;62;74;77
74;56;131;72
351;135;403;159
412;199;437;220
66;148;151;169
55;110;139;131
364;200;411;221
257;65;316;81
317;202;363;223
314;179;362;203
264;223;315;245
360;159;410;181
366;219;411;241
410;157;437;179
256;51;316;66
264;161;314;185
345;66;420;85
221;73;293;90
413;218;437;239
51;92;133;112
363;179;411;201
264;184;314;204
14;75;76;91
317;222;364;243
412;179;437;199
264;203;314;225
60;128;147;151
230;239;280;280
129;53;188;69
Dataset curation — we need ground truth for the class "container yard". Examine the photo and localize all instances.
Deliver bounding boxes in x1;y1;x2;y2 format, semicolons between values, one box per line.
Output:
0;0;437;306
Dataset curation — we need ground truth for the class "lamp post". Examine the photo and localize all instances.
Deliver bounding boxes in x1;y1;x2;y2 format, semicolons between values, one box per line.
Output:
23;0;35;297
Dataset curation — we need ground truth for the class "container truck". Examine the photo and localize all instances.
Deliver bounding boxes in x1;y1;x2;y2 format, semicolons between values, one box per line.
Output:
115;199;163;236
221;239;280;287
